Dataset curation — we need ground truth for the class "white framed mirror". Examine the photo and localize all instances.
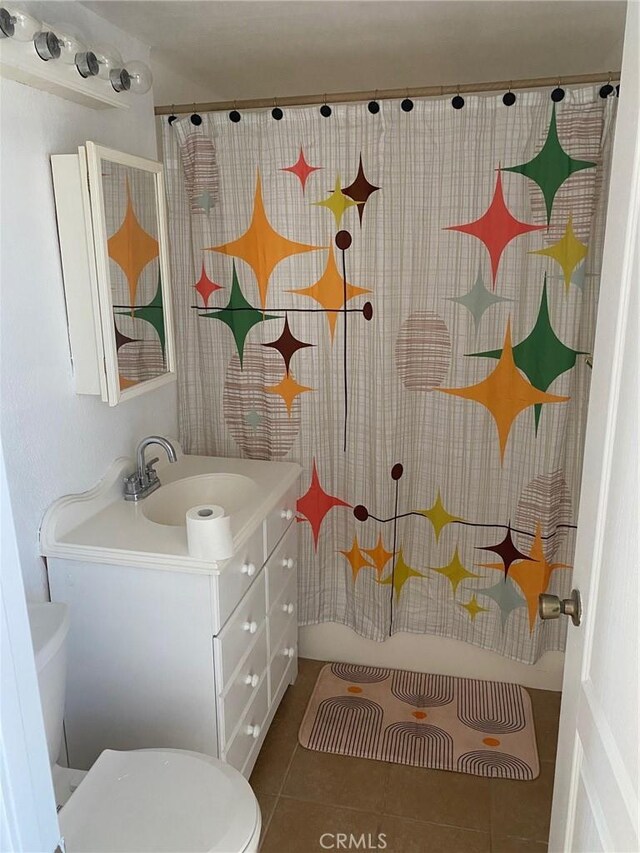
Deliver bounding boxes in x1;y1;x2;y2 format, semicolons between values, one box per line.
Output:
51;142;176;406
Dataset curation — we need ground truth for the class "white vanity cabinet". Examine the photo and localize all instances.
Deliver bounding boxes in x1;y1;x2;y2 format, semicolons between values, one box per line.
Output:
45;471;300;780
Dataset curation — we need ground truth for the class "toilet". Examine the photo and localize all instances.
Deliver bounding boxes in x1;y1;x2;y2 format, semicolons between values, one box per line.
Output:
27;602;261;853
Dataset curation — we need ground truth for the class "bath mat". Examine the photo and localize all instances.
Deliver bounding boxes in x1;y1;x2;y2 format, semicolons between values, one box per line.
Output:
299;663;539;780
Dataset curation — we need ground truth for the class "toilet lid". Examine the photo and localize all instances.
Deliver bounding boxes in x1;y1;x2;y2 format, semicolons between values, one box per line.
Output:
58;749;260;853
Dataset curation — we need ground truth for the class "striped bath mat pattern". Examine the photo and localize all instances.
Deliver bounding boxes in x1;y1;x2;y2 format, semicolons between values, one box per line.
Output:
299;663;539;780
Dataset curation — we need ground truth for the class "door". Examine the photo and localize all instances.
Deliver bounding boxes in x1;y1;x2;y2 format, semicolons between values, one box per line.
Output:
548;3;639;851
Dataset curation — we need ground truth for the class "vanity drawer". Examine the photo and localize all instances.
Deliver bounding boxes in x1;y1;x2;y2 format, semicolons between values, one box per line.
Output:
265;524;297;610
264;484;298;559
223;676;269;772
214;572;266;685
214;526;264;633
269;618;297;704
217;626;268;750
268;573;297;657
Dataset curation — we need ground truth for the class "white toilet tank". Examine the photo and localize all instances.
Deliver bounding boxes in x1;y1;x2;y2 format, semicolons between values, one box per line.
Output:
27;602;70;767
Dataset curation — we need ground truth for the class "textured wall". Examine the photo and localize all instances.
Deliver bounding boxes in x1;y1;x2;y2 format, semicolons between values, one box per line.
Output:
0;2;177;599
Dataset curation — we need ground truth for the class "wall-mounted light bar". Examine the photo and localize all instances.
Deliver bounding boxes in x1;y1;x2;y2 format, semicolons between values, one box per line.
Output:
0;5;151;93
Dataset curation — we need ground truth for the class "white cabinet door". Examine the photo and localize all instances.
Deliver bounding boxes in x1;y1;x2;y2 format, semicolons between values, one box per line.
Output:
549;6;639;850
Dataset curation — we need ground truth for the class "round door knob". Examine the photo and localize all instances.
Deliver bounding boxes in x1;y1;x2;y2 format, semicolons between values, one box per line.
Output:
282;646;295;659
538;589;582;626
244;673;259;688
241;562;256;576
282;602;294;615
245;723;261;739
281;557;294;569
243;620;258;634
281;508;294;520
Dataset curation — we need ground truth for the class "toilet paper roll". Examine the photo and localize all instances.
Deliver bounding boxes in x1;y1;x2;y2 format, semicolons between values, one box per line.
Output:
186;504;234;561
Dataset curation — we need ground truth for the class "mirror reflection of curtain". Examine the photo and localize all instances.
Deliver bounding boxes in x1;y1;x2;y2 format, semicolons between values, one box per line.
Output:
162;89;616;663
103;163;166;387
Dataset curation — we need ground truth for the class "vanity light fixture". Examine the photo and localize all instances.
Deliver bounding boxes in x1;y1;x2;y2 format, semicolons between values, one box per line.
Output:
0;8;151;95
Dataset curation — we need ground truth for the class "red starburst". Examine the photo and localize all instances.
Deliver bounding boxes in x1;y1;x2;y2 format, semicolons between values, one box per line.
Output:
297;459;351;549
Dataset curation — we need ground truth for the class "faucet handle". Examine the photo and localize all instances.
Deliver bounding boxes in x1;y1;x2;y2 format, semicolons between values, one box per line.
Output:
145;457;160;482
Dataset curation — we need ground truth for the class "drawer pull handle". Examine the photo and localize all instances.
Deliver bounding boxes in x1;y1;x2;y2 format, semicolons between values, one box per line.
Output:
281;557;295;569
241;562;256;576
245;723;261;739
244;673;260;688
280;508;294;521
282;602;294;615
243;620;258;634
282;646;295;659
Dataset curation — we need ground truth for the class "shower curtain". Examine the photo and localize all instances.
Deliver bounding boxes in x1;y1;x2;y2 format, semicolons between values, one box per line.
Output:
162;87;615;664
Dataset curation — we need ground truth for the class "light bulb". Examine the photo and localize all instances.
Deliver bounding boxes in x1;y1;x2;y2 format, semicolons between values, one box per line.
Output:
93;43;130;91
56;26;82;62
123;60;152;94
0;6;41;41
56;26;98;76
93;43;123;79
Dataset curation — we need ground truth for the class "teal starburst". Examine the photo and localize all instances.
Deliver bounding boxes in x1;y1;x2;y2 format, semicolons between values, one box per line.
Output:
449;267;511;332
476;578;526;629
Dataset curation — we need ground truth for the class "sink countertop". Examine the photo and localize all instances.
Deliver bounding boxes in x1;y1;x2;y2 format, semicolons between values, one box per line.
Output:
40;447;302;574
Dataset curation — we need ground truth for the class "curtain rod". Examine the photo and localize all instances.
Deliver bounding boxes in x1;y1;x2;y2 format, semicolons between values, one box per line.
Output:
154;71;620;115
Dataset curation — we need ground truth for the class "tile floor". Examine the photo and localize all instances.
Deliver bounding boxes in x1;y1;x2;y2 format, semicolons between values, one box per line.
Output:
251;659;560;853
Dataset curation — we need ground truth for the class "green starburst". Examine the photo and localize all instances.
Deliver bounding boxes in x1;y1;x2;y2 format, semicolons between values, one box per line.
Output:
200;263;278;366
502;106;596;223
467;277;585;429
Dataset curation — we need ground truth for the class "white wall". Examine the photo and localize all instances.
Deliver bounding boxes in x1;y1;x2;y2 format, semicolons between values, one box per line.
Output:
150;55;216;108
0;2;177;600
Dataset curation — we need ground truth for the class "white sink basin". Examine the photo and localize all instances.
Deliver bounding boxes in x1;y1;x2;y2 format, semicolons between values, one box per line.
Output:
141;473;256;527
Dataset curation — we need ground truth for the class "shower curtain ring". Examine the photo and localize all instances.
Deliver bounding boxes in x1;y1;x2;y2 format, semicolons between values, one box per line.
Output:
452;84;464;110
190;102;202;126
552;77;565;102
272;97;283;120
320;94;331;117
401;88;414;112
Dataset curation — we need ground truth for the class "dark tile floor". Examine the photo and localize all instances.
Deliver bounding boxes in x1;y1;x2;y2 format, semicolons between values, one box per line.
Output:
251;659;560;853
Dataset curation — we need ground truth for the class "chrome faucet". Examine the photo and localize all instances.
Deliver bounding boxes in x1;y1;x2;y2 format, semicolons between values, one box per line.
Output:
123;436;178;501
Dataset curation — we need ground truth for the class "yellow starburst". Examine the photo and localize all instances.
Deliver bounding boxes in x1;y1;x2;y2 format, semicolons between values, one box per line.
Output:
377;549;427;600
531;215;588;292
313;175;358;227
418;490;462;541
459;595;490;621
429;547;480;595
